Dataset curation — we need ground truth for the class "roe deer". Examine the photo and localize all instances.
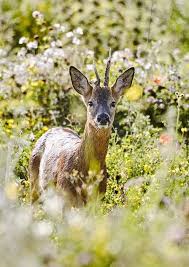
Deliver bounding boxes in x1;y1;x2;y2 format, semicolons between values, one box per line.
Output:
29;51;134;206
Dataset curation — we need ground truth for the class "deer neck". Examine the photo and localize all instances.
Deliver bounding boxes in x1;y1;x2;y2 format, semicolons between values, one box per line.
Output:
80;122;111;174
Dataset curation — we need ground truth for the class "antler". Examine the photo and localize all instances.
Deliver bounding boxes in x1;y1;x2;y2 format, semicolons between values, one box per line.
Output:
104;48;112;87
93;60;100;86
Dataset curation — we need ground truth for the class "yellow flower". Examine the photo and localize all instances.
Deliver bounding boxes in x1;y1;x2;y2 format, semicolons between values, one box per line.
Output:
125;84;143;101
42;126;49;132
181;128;188;133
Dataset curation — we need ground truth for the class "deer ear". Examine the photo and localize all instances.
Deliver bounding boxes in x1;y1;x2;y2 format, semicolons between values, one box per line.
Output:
112;67;135;100
69;66;92;96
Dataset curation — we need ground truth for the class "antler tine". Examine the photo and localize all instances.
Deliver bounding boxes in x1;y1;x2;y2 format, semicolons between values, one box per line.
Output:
104;48;112;87
93;60;100;86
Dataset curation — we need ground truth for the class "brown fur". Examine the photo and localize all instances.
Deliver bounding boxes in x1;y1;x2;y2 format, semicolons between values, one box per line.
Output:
29;64;134;206
29;123;110;205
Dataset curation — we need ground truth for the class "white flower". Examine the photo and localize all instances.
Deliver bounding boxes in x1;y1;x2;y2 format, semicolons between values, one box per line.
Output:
86;50;94;56
0;48;7;57
29;132;35;141
144;63;151;70
75;27;83;35
51;40;62;48
72;37;80;45
53;23;61;29
19;37;28;45
56;40;62;47
14;63;28;85
86;64;94;71
44;47;65;59
27;41;38;50
66;31;74;38
50;41;56;47
60;25;66;32
32;10;44;20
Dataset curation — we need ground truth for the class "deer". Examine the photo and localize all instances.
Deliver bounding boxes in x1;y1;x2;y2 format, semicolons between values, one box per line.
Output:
29;51;134;206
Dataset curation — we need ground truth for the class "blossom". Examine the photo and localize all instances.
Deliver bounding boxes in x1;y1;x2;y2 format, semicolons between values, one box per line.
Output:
181;128;188;133
43;47;65;59
32;10;44;20
66;31;74;38
159;133;173;145
0;48;7;57
27;41;38;50
72;37;80;45
153;77;161;85
147;96;156;103
53;24;66;33
17;47;27;57
86;64;94;71
53;23;61;29
75;27;83;35
144;63;151;70
19;37;28;45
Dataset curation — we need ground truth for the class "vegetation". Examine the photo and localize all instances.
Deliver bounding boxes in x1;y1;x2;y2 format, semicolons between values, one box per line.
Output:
0;1;188;266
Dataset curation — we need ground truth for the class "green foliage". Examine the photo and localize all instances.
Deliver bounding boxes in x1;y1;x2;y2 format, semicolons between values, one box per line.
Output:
1;0;189;53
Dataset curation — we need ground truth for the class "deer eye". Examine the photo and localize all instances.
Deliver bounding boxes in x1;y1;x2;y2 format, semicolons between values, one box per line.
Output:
111;101;116;108
88;101;93;107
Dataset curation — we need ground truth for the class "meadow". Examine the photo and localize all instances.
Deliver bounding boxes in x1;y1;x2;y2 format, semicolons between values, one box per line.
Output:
0;1;189;266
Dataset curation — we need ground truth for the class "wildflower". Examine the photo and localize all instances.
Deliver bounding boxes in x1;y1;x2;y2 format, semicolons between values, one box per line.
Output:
125;84;143;101
153;77;161;85
185;93;189;99
53;23;61;29
159;133;173;145
75;27;83;35
86;50;94;56
19;37;28;45
27;41;38;50
32;10;44;20
159;103;165;109
169;86;175;92
17;47;27;57
56;40;62;47
66;31;74;38
29;132;35;141
53;24;65;33
44;47;65;59
144;62;151;70
86;64;94;71
181;128;188;133
147;96;155;103
72;37;80;45
51;40;62;47
60;25;66;32
184;104;189;109
0;48;7;57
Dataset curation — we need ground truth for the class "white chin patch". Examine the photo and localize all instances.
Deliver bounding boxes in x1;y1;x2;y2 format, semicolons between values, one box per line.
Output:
97;124;109;129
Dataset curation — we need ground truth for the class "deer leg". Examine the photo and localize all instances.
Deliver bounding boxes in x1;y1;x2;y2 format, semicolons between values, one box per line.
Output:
99;167;108;194
29;154;41;203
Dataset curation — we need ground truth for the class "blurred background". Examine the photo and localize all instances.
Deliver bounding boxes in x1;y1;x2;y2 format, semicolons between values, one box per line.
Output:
0;0;189;54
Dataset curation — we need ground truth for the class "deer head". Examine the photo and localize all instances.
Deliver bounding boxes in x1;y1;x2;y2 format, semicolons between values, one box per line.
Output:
69;51;135;130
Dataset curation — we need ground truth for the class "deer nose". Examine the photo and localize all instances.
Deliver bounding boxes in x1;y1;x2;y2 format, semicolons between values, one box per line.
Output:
97;113;110;125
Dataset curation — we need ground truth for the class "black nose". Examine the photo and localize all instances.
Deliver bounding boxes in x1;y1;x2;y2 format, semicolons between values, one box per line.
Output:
97;113;110;125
